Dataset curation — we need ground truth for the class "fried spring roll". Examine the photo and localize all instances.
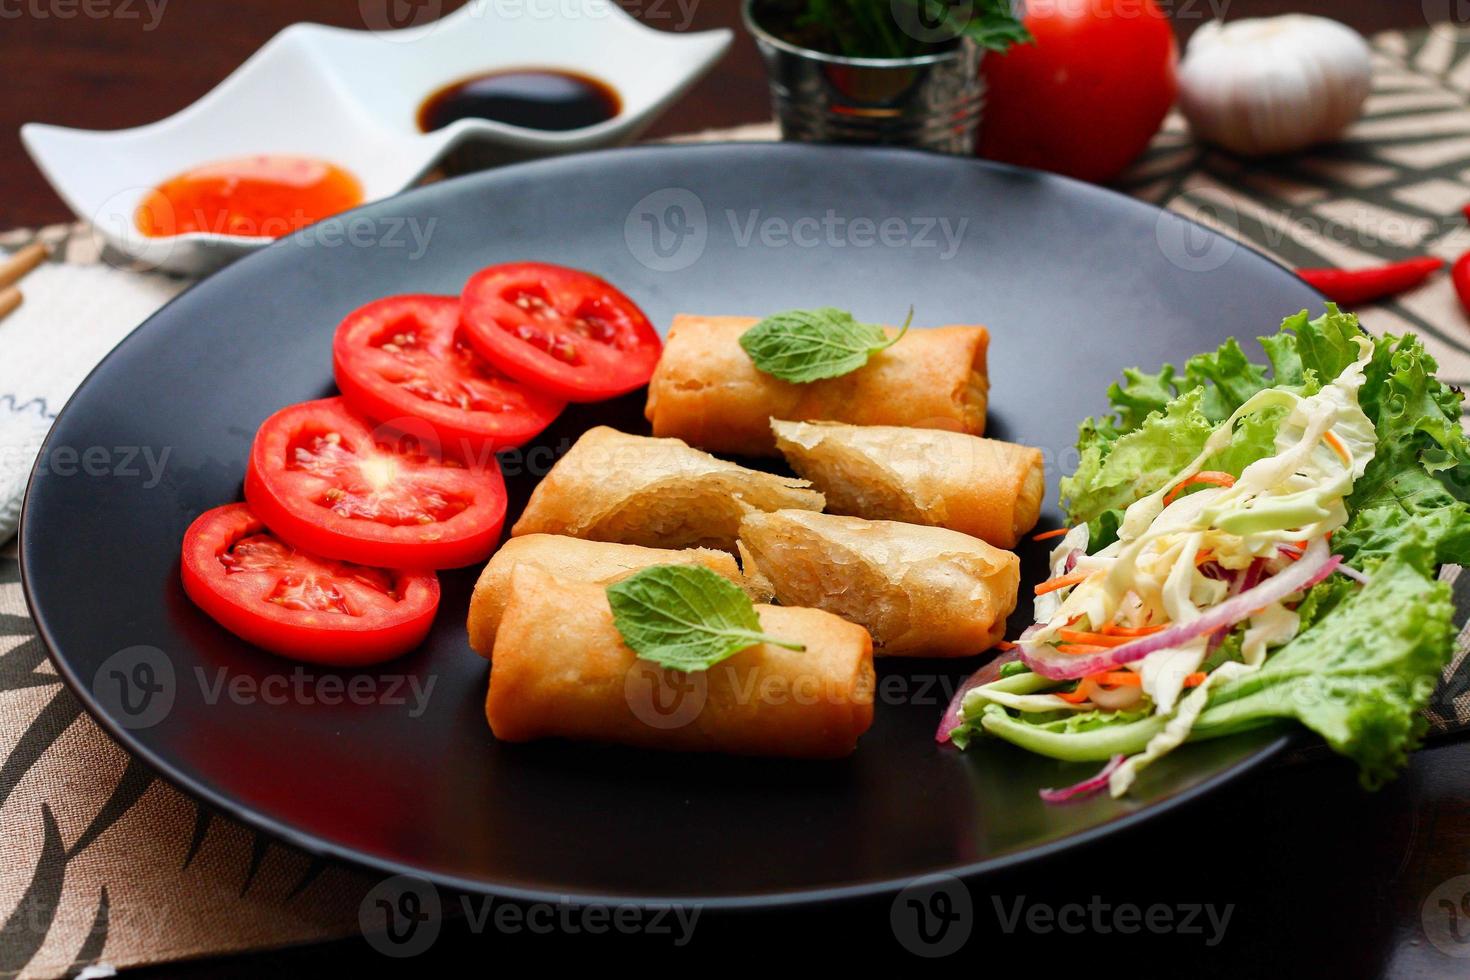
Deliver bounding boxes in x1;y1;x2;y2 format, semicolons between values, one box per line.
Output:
509;426;823;552
486;566;875;758
772;420;1045;549
737;510;1019;658
468;535;745;656
644;315;989;456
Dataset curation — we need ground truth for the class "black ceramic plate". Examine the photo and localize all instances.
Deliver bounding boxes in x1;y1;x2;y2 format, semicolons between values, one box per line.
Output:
22;144;1316;906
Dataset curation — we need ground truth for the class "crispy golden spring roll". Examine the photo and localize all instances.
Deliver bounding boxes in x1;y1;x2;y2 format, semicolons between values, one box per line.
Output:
486;566;875;758
467;535;745;657
510;426;823;551
737;510;1019;658
771;420;1045;549
644;315;989;456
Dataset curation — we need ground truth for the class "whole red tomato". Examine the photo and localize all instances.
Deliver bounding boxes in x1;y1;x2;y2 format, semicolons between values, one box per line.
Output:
977;0;1178;184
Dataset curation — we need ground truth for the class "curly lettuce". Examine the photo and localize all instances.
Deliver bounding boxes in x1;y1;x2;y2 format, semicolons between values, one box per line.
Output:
959;307;1469;792
1061;306;1470;565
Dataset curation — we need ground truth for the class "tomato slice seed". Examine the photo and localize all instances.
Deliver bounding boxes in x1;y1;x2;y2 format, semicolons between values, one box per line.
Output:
218;531;402;617
284;431;471;527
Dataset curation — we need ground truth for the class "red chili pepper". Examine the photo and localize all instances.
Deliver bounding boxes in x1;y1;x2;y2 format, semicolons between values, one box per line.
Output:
1296;257;1444;305
1453;251;1470;318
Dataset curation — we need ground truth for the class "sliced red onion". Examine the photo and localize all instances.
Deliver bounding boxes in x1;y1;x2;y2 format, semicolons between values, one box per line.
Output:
1199;561;1231;581
1021;538;1339;681
1239;556;1267;593
1063;548;1083;574
935;646;1023;744
1039;754;1126;804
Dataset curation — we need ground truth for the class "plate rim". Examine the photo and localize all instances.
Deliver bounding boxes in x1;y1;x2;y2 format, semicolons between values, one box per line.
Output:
20;141;1303;908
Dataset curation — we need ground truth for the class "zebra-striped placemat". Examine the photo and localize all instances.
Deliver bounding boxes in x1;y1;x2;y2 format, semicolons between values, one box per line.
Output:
8;28;1470;980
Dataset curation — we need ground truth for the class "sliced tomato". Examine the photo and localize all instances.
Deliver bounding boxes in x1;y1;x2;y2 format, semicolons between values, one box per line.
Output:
459;262;662;401
333;294;565;458
181;503;440;664
245;397;506;569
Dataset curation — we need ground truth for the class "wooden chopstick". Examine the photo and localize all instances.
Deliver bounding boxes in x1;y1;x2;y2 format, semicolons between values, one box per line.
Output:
0;287;21;323
0;242;47;291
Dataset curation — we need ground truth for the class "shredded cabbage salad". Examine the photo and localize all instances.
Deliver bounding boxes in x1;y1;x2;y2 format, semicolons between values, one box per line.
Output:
944;307;1468;801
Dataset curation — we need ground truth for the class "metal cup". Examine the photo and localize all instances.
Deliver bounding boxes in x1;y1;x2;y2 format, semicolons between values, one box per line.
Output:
743;0;985;155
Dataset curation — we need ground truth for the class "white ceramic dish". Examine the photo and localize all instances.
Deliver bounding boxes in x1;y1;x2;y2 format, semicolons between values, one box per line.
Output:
21;0;731;275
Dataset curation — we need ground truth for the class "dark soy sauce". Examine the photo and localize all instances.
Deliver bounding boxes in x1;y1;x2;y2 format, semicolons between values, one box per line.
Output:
418;69;621;133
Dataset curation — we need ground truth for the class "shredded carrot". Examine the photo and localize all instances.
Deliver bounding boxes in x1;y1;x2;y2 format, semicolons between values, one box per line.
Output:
1054;688;1091;704
1032;527;1071;541
1058;629;1134;648
1323;431;1350;465
1100;623;1166;637
1088;671;1142;687
1183;672;1207;688
1195;548;1215;566
995;640;1017;651
1163;470;1236;506
1034;571;1091;596
1055;643;1112;654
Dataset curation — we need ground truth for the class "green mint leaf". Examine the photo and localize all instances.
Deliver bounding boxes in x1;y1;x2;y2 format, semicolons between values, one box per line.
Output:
606;564;804;672
739;307;912;383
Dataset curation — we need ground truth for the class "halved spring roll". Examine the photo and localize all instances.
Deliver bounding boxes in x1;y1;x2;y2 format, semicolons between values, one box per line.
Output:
467;534;746;656
772;419;1045;549
737;510;1019;658
486;565;875;758
510;426;823;552
645;315;989;456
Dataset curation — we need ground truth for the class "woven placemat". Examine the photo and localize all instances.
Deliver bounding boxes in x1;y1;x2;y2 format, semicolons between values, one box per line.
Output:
7;28;1470;980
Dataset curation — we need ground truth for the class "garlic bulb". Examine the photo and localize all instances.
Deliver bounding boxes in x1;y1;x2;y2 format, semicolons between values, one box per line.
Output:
1178;15;1372;157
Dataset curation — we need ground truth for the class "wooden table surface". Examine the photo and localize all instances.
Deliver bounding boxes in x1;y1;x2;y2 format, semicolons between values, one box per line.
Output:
6;1;1469;976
